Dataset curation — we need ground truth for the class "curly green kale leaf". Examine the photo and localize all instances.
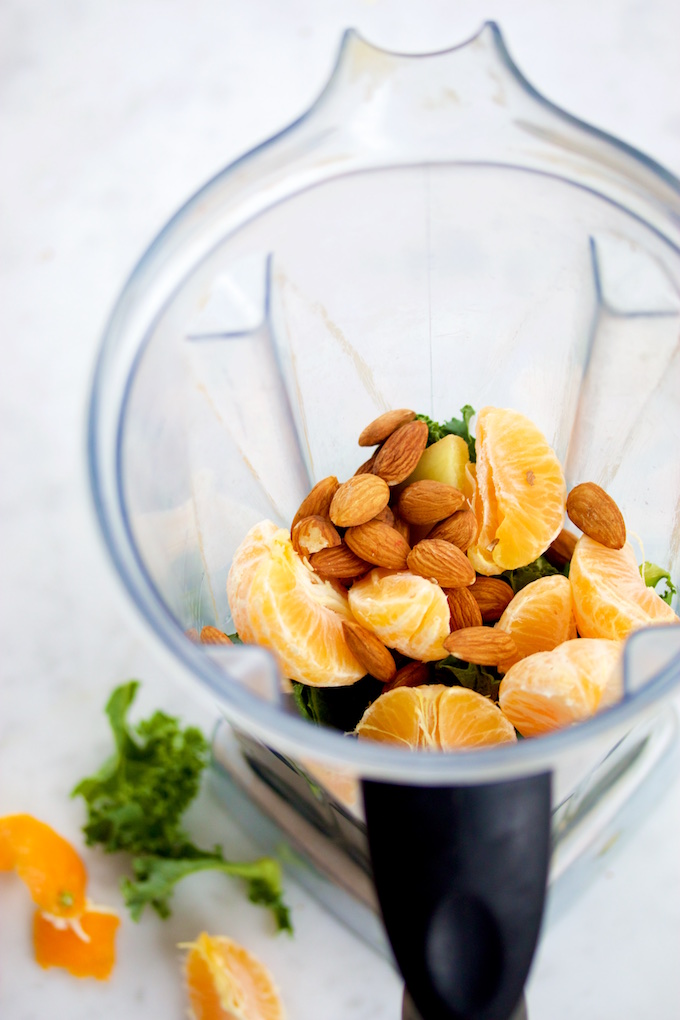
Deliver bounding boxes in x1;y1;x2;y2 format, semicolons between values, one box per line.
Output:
416;404;476;461
641;562;677;606
73;681;291;932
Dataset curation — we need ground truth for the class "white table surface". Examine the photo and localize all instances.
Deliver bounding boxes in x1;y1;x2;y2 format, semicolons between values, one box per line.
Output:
2;1;679;1018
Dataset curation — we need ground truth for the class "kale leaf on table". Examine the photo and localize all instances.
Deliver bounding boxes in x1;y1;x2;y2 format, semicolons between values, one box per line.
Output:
72;681;291;933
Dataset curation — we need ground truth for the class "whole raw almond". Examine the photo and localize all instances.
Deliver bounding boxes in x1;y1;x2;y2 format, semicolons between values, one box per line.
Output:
358;408;416;447
544;527;578;569
398;480;466;525
330;474;390;527
354;450;379;475
200;625;233;645
407;538;476;588
309;543;372;579
445;587;483;630
429;509;478;551
443;627;517;666
292;476;339;529
383;660;430;692
392;515;411;544
566;482;626;549
292;515;342;558
342;620;396;682
469;577;515;623
345;519;411;569
373;420;429;485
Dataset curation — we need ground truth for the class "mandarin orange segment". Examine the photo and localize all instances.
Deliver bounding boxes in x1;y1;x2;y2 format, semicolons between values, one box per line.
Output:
33;905;120;980
0;814;87;917
467;407;566;574
227;522;364;686
498;638;623;738
569;535;679;640
355;684;517;750
184;932;285;1020
495;575;577;673
347;568;450;662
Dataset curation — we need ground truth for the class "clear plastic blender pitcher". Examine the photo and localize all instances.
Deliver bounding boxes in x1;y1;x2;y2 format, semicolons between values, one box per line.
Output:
88;23;680;1020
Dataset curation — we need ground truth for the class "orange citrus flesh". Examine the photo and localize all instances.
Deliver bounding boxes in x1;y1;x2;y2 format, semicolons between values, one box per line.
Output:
569;535;679;640
0;814;87;917
495;575;577;673
355;684;517;750
184;932;285;1020
467;407;566;575
227;521;364;687
498;638;623;738
348;568;451;661
33;905;120;980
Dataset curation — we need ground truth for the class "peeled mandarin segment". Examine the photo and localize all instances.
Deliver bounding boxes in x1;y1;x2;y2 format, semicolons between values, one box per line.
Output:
569;536;679;640
468;407;566;573
33;906;120;980
184;932;285;1020
498;638;623;738
355;684;516;750
0;814;87;917
228;525;364;687
348;568;450;661
495;575;577;673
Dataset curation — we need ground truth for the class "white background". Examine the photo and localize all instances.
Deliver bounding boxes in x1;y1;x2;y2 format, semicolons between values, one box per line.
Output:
2;2;680;1018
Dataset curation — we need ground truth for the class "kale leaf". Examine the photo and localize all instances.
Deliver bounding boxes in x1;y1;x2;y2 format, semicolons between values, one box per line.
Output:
416;404;477;461
434;656;501;700
73;681;291;932
640;562;677;606
499;555;563;594
291;674;384;732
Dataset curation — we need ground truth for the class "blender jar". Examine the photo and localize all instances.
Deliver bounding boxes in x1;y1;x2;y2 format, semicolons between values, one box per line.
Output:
88;23;680;1020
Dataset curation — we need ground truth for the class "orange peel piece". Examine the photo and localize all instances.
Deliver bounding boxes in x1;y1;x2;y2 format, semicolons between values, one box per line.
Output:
33;904;120;980
0;814;87;918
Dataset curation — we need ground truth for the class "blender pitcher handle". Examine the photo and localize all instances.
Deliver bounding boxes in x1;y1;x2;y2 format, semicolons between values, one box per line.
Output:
362;773;551;1020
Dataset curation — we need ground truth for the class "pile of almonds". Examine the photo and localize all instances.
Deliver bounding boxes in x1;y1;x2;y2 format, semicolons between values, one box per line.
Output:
283;408;630;692
199;408;631;696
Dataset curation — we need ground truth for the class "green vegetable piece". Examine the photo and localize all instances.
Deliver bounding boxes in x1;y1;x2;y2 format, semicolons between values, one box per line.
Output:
640;562;677;606
72;681;209;856
291;675;384;731
500;555;563;594
416;404;477;461
122;852;292;933
73;681;292;932
434;656;501;700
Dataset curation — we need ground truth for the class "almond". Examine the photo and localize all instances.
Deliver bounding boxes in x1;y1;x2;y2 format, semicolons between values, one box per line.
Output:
443;627;517;666
566;482;626;549
309;543;372;579
445;587;483;630
354;450;379;475
398;480;466;525
407;539;476;588
373;505;395;526
544;527;578;569
383;660;430;692
292;476;339;529
392;515;411;544
429;509;478;551
358;408;416;447
292;515;342;558
329;474;390;527
469;577;515;623
342;620;396;682
373;420;429;485
200;625;233;645
345;519;411;569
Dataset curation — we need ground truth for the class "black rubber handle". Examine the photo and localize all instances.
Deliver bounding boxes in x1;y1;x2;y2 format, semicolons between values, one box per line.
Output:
362;772;552;1020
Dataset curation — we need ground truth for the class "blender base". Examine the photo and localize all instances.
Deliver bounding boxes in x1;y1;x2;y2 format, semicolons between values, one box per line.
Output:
210;702;680;963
